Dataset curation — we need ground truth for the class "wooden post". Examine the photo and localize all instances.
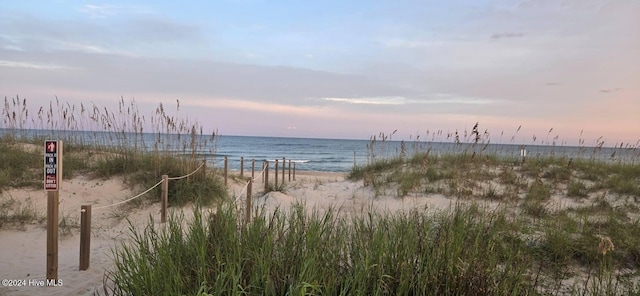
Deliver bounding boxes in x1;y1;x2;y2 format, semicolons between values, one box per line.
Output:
288;160;291;182
282;157;285;185
224;156;228;185
293;162;296;181
251;159;255;181
47;191;59;280
275;160;279;189
79;205;91;270
161;175;168;223
45;140;62;282
246;179;252;223
240;157;244;178
264;161;269;192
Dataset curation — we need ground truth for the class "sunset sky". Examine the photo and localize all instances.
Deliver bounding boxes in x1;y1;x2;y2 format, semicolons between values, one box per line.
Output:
1;0;638;145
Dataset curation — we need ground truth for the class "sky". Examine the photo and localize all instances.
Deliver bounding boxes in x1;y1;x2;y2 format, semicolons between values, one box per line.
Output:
0;0;638;145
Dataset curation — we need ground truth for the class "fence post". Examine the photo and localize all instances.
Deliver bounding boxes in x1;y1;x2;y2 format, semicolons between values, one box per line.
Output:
46;140;62;282
251;159;255;181
264;161;269;192
79;205;91;271
275;160;279;189
282;157;285;185
293;163;296;181
288;160;291;182
47;190;59;281
246;179;252;223
161;175;168;223
240;157;244;178
224;156;228;185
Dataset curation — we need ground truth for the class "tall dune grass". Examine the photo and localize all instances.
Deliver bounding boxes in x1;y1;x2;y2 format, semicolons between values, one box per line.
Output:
0;96;226;208
348;128;640;295
106;203;541;295
105;201;640;295
364;123;640;166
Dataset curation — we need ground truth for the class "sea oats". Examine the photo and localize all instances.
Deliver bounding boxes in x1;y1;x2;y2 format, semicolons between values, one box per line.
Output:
598;236;614;256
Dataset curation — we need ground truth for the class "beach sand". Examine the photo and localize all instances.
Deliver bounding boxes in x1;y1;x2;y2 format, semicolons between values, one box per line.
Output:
0;176;161;296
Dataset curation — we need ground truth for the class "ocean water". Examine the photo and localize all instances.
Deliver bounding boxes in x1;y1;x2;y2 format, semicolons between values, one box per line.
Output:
211;135;639;172
213;136;367;172
2;129;639;172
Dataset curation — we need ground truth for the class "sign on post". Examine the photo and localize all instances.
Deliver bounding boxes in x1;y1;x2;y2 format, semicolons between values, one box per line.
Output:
44;140;59;191
44;140;62;282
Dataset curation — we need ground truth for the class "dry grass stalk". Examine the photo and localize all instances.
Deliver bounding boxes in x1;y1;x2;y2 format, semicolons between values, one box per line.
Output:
598;236;614;256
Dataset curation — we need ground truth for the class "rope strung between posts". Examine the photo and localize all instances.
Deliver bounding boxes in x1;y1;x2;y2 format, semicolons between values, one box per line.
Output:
168;160;206;180
90;160;206;211
234;163;268;203
92;179;164;211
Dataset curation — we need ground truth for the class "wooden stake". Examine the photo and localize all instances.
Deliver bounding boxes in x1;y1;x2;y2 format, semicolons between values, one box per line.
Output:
240;157;244;178
246;179;252;223
161;175;168;223
288;160;291;182
264;161;269;192
224;156;228;185
46;191;59;280
79;205;91;270
282;157;285;185
275;160;279;189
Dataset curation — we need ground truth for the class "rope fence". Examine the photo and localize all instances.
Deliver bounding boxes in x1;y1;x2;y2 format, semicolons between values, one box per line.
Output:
168;160;206;180
86;160;206;212
79;156;297;271
234;163;268;203
91;179;164;211
79;160;206;271
230;157;300;224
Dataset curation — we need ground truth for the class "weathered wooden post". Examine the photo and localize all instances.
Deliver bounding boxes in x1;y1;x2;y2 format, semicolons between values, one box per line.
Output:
45;140;62;281
275;160;279;189
240;157;244;178
246;179;252;223
293;162;296;181
282;157;285;185
161;174;168;223
264;161;269;192
288;160;291;182
224;156;228;185
79;205;91;270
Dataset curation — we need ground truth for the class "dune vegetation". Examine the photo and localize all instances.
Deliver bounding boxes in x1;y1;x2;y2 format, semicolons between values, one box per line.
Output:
0;97;226;230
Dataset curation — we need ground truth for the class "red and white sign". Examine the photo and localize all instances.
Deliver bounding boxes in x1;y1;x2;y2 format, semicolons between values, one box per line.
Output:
44;140;58;191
